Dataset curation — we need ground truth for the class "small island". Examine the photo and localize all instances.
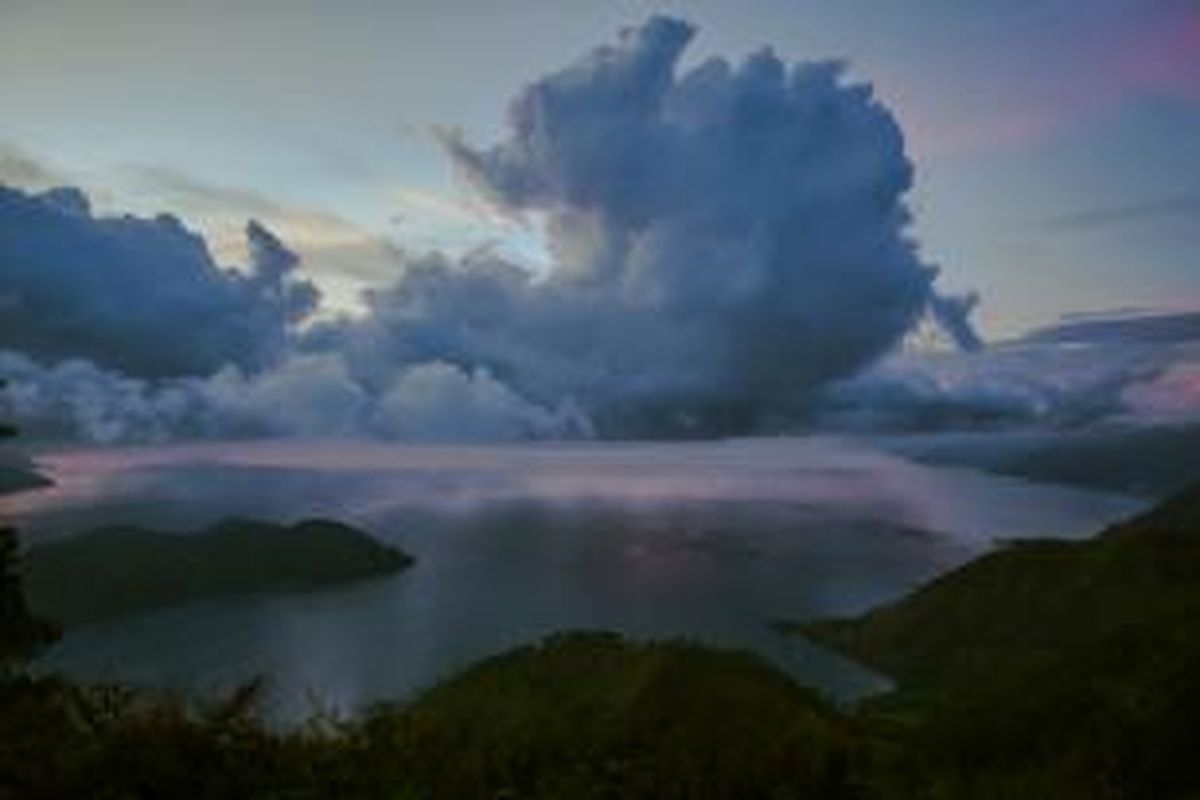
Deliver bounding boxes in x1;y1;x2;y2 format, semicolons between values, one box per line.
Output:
23;518;414;627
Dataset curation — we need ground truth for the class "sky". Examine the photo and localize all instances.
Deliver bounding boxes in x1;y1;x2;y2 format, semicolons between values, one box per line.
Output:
1;0;1199;444
2;0;1197;338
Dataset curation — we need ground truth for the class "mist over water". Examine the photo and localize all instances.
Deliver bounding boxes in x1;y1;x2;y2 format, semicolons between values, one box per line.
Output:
9;436;1141;720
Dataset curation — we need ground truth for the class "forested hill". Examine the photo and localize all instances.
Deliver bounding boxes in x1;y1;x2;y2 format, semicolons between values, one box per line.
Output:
804;481;1200;797
805;481;1200;688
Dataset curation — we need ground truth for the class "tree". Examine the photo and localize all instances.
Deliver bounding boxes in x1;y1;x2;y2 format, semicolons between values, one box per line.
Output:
0;391;59;667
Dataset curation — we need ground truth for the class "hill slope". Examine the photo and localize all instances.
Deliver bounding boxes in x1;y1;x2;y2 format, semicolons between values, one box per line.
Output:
804;482;1200;797
806;482;1200;688
359;631;863;798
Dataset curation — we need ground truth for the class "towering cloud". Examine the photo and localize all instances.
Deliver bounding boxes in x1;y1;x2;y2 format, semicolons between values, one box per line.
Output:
2;17;988;442
0;184;318;378
381;16;966;435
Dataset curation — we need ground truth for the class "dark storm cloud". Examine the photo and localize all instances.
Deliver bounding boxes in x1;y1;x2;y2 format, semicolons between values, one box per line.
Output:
0;183;319;377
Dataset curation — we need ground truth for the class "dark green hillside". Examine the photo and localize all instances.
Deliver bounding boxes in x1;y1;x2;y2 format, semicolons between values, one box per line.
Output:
359;631;863;799
24;518;414;627
804;482;1200;798
806;482;1200;689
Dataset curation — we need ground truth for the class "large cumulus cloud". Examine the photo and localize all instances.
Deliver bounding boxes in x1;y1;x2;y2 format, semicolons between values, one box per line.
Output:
0;180;583;443
426;16;964;435
2;17;988;442
0;184;318;377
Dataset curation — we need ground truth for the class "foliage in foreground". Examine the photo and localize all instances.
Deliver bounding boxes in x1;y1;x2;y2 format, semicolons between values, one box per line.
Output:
0;632;864;799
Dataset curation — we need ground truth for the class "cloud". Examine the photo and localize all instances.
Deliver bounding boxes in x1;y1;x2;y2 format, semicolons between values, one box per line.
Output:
1023;310;1200;345
122;165;407;305
815;310;1200;432
199;355;588;441
1123;359;1200;422
370;362;592;441
927;292;984;352
0;350;588;444
1;17;981;442
0;181;582;444
1045;193;1200;232
0;183;319;378
0;142;62;189
401;16;972;435
0;351;203;443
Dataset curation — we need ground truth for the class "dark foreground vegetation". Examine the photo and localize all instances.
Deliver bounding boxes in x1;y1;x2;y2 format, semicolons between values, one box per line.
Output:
3;412;1199;797
2;627;862;798
23;517;413;627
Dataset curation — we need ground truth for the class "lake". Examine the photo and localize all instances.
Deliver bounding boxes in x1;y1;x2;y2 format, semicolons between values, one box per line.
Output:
5;436;1142;721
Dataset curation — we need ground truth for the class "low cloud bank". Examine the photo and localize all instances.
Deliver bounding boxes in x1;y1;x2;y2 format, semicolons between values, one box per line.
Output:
0;352;587;444
815;313;1200;432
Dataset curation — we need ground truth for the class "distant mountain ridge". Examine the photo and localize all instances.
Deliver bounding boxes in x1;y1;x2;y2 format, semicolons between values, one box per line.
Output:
890;421;1200;497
